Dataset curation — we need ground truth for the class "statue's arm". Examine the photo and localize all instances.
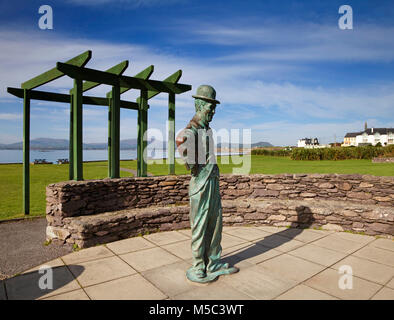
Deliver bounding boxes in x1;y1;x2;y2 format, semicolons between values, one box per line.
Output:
176;128;197;173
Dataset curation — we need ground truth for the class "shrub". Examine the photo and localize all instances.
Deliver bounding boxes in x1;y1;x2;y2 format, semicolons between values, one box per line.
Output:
290;145;394;160
251;148;292;157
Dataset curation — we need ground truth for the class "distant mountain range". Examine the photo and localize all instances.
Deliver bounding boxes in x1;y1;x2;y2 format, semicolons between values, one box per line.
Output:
0;138;273;150
0;138;141;150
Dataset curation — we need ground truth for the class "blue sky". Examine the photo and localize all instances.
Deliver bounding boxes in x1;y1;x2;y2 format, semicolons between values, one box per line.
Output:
0;0;393;146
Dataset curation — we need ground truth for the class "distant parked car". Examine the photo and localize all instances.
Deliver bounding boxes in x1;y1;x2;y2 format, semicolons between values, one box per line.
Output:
33;159;53;164
56;158;69;164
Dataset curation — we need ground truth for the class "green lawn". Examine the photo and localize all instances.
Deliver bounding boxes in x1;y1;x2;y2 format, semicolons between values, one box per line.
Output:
0;161;132;221
1;156;393;220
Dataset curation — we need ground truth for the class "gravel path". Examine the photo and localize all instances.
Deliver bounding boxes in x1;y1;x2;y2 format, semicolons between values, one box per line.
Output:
0;218;73;280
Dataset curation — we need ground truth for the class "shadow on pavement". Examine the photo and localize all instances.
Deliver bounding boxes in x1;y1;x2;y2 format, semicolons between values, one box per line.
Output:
222;205;315;266
4;265;84;300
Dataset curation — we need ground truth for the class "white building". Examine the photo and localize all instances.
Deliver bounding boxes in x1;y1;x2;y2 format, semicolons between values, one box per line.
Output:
354;128;394;146
297;138;328;148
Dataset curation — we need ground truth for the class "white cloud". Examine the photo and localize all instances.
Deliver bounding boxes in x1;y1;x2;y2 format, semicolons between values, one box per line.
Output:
185;22;394;63
0;113;22;120
1;25;393;146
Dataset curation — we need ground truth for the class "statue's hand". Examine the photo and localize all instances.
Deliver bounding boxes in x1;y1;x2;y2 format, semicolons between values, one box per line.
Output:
191;165;198;176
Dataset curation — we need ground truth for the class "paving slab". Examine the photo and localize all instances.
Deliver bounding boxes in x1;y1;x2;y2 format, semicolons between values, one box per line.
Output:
331;255;394;285
278;228;329;243
172;281;253;300
222;242;283;265
222;226;241;232
105;236;156;255
84;274;167;300
23;258;65;274
177;229;192;238
220;251;256;271
120;247;181;272
5;265;81;300
288;244;348;267
257;253;325;283
220;233;249;249
329;231;375;245
221;265;298;300
386;277;394;289
253;235;305;252
62;245;114;265
144;231;189;246
68;256;136;287
162;240;192;260
43;289;90;300
311;234;366;254
223;227;270;241
353;246;394;267
142;261;194;297
371;287;394;300
253;226;288;233
304;268;382;300
368;238;394;252
275;284;338;300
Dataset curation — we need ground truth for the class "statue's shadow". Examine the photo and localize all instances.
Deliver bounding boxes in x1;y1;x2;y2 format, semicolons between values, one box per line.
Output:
221;205;315;267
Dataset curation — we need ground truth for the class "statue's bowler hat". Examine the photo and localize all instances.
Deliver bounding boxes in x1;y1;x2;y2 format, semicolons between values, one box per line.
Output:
192;85;220;104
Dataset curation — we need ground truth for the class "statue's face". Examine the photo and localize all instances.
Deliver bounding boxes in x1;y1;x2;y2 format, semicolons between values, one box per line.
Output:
198;101;216;124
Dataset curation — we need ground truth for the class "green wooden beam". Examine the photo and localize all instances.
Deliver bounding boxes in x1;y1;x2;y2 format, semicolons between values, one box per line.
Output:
76;60;129;94
7;87;139;110
168;93;175;175
72;79;83;181
21;51;92;90
56;63;191;94
23;89;30;215
107;65;154;98
137;70;182;104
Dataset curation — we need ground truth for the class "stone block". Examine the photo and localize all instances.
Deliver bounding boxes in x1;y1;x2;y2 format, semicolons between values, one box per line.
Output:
46;226;71;241
347;192;372;200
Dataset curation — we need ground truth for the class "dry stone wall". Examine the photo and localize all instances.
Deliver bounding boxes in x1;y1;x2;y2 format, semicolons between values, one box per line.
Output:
46;173;394;247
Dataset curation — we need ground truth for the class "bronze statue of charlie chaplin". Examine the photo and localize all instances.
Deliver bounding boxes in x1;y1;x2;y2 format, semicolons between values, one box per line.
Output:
176;85;239;283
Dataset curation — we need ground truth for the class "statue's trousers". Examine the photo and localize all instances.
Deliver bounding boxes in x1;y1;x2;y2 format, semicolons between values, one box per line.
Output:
189;173;223;272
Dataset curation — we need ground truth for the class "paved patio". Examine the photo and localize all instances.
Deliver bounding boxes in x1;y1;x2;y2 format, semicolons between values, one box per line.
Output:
1;226;393;300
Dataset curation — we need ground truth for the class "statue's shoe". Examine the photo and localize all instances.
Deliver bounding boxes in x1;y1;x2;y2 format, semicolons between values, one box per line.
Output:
186;267;218;283
207;262;239;278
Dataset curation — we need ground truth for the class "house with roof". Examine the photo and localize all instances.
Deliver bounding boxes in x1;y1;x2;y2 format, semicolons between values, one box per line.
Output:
355;128;394;146
342;132;359;146
297;137;328;148
343;126;394;147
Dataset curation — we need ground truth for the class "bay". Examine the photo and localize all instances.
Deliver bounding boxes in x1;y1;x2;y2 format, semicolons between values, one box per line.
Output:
0;149;179;164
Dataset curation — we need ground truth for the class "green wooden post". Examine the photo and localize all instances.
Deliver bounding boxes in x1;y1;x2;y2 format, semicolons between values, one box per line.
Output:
107;98;112;178
138;90;148;177
23;89;30;215
72;79;83;180
109;86;120;178
168;93;175;175
69;94;74;180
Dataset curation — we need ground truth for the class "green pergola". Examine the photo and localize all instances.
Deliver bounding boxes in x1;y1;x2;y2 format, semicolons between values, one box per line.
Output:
7;51;192;215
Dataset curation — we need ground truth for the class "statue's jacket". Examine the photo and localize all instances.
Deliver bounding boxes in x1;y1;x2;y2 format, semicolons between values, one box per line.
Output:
176;115;219;197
